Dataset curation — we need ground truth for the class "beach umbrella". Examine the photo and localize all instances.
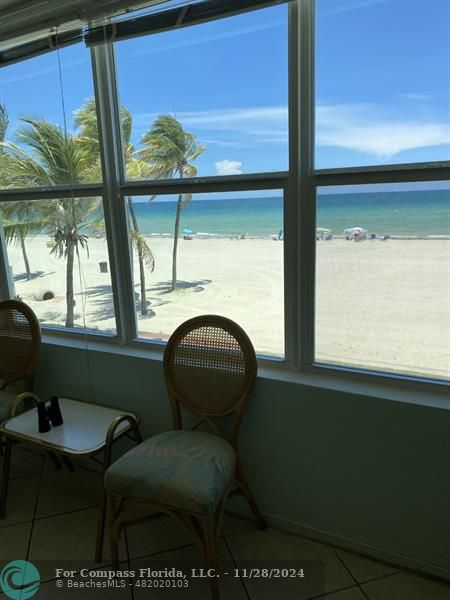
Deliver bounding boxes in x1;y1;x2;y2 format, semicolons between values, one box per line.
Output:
183;227;193;234
344;226;368;240
344;227;367;235
316;227;331;240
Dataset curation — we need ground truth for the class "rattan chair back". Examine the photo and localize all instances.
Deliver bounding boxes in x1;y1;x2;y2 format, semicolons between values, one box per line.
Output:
0;300;40;388
164;315;257;441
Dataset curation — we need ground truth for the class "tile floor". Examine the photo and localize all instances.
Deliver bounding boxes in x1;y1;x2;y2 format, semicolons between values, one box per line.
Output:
0;446;449;599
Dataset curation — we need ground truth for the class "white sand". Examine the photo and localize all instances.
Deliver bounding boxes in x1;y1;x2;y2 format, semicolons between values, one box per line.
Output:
7;236;450;380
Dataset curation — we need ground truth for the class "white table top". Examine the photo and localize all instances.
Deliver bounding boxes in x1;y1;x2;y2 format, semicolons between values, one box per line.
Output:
0;397;139;455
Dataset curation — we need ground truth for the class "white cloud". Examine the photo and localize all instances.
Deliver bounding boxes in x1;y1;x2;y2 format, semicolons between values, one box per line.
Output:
215;159;243;175
316;103;450;157
134;107;288;134
134;102;450;158
399;93;430;102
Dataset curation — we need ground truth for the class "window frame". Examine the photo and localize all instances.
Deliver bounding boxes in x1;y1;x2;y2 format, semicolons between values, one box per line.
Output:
0;0;448;391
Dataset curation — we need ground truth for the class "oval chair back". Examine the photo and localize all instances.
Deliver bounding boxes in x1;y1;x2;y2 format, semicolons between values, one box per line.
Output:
163;314;257;447
0;300;41;390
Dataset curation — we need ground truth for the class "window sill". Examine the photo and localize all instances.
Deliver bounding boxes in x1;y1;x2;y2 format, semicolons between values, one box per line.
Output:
258;363;450;410
42;332;450;411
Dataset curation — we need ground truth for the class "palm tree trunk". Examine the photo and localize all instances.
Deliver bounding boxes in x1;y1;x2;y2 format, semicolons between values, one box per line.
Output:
127;197;147;315
20;233;31;280
65;239;75;328
171;194;183;292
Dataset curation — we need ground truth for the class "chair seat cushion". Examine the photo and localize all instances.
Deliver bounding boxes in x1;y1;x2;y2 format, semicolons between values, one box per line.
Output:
105;430;236;514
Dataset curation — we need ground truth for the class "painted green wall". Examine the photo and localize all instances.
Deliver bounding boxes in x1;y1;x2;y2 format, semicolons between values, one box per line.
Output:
36;342;450;578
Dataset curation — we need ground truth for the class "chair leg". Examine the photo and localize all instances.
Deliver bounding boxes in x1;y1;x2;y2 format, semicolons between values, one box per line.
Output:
236;461;267;530
95;490;107;563
201;515;220;600
62;455;75;472
0;438;12;518
46;451;62;469
108;493;120;571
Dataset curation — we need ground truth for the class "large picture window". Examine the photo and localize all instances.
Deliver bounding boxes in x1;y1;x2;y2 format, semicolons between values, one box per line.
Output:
0;0;447;387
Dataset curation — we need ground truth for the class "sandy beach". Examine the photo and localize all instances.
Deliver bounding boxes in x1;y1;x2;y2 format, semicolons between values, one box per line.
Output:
7;236;450;380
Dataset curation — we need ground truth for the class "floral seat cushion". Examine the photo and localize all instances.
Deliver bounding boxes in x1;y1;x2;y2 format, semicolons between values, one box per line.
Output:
105;430;236;514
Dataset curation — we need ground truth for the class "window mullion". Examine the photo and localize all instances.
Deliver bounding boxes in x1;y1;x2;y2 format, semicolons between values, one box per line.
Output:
298;0;316;367
0;222;13;301
90;43;137;344
284;0;300;367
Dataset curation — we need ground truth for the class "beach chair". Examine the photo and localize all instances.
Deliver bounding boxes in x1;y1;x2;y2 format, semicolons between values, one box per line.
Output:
105;315;266;599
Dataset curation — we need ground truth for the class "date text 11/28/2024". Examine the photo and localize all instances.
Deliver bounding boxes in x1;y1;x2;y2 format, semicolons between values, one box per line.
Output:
55;567;306;580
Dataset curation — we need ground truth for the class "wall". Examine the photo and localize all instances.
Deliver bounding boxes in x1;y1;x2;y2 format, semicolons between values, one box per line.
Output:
35;342;450;579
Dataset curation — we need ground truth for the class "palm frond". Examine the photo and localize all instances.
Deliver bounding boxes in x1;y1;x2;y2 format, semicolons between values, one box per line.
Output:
130;229;155;272
0;103;8;145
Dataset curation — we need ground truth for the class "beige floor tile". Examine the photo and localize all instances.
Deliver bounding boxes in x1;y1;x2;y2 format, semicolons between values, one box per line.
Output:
0;521;32;561
131;542;247;600
336;549;398;583
315;587;367;600
0;475;40;527
126;511;195;560
29;507;127;581
227;528;354;599
362;571;450;600
36;468;103;518
5;446;44;480
223;513;259;536
123;508;257;561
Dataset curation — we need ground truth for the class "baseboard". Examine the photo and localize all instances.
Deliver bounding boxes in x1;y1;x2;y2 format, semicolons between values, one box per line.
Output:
226;507;450;583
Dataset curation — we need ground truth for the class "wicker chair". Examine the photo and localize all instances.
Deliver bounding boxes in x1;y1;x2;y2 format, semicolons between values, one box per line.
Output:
0;299;41;422
105;315;266;599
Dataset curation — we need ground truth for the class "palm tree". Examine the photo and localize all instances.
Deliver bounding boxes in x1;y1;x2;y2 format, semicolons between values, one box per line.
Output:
0;103;8;145
1;202;44;280
75;99;155;315
139;115;204;291
1;118;99;327
0;104;44;281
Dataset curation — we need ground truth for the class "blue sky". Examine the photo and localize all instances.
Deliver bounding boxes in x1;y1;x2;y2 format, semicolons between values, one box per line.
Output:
0;0;449;180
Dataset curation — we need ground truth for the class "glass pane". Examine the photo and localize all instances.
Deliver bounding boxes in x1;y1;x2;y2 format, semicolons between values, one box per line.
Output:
0;44;102;188
315;181;450;381
1;197;116;334
127;190;284;358
115;5;288;180
315;0;450;168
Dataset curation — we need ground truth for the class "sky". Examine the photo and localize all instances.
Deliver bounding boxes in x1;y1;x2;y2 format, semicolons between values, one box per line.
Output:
0;0;449;187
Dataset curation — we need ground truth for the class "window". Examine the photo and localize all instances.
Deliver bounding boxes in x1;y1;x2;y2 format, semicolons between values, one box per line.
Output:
0;43;115;334
111;2;289;358
315;182;450;380
312;0;450;383
1;196;116;333
115;5;289;179
0;44;102;187
126;190;284;358
315;0;450;169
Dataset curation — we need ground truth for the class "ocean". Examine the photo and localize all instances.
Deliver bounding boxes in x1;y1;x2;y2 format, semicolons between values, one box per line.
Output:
131;189;450;238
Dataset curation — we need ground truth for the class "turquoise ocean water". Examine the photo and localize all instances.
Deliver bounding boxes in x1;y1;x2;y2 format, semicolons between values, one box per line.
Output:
132;190;450;238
